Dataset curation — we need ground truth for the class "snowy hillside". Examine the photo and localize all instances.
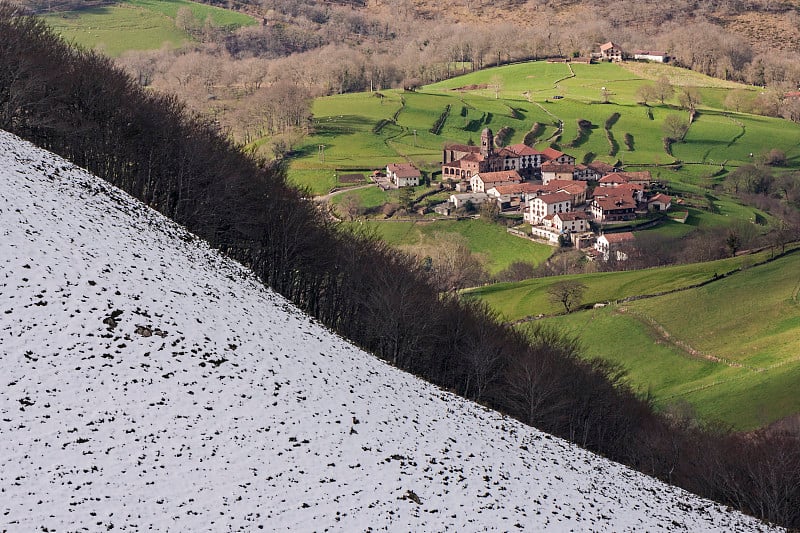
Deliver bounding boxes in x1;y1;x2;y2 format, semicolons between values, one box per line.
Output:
0;130;776;532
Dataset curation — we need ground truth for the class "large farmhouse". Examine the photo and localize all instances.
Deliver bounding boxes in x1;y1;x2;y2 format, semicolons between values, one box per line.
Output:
471;170;523;193
525;192;572;225
595;232;636;261
386;163;421;187
442;129;575;182
589;194;638;222
599;42;624;62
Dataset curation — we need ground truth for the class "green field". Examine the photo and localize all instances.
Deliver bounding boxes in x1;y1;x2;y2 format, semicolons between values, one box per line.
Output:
291;61;800;209
523;251;800;430
43;0;255;56
351;218;553;274
465;247;788;320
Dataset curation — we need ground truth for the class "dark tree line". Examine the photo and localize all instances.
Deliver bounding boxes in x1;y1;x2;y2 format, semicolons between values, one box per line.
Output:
1;4;799;527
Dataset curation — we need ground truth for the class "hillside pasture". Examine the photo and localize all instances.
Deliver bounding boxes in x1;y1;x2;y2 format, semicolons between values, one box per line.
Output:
354;218;553;274
292;61;800;205
465;246;786;321
43;0;254;56
44;4;189;55
531;251;800;429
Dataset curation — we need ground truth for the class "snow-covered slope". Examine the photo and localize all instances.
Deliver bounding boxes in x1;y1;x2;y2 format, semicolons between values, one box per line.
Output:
0;130;776;532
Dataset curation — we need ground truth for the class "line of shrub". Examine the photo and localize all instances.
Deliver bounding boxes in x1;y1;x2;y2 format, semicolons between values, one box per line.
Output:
506;105;523;120
664;136;675;156
605;112;621;129
624;132;634;151
494;126;514;147
566;118;592;148
429;104;450;134
372;118;392;134
605;113;620;156
523;122;544;146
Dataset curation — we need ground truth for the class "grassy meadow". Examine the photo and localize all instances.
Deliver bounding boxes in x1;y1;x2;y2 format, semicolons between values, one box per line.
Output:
464;246;788;321
524;251;800;429
43;0;255;56
351;218;553;274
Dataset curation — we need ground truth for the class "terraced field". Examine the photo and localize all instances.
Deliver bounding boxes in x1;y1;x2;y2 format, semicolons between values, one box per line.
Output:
293;61;800;198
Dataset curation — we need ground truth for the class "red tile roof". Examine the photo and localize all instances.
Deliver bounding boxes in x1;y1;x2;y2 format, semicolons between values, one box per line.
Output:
595;196;637;210
461;152;484;162
537;192;572;204
588;161;616;174
598;171;651;184
617;171;651;181
387;163;420;178
491;183;542;195
601;232;635;243
505;143;541;157
542;162;575;173
496;147;521;157
649;193;672;203
476;170;523;184
547;179;587;191
555;211;587;221
541;147;569;161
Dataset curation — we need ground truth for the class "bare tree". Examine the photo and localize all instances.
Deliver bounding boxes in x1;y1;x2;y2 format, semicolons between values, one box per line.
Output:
547;280;587;313
662;113;690;141
678;86;702;111
636;83;658;105
724;89;751;112
654;75;674;104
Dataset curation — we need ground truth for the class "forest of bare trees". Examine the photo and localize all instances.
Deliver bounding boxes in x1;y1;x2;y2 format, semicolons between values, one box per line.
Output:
2;4;799;528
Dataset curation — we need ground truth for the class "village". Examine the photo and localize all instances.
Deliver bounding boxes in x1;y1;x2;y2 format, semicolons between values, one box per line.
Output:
383;123;673;262
371;42;679;263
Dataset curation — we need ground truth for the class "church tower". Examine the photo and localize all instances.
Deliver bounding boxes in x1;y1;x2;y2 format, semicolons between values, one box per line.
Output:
480;128;494;158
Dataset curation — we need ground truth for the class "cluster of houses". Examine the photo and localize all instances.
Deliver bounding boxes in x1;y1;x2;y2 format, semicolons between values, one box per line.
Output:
375;41;675;261
425;127;672;261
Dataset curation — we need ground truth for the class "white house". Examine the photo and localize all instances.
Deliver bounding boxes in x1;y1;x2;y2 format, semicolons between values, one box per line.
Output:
524;192;572;225
505;143;545;173
553;211;590;233
541;147;576;165
633;50;669;63
541;162;576;185
599;41;624;62
386;163;421;187
595;232;635;261
574;164;602;181
470;170;523;193
648;193;672;212
449;192;490;209
486;183;541;207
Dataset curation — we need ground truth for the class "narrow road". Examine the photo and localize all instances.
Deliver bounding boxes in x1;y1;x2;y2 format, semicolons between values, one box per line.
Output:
314;183;377;203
